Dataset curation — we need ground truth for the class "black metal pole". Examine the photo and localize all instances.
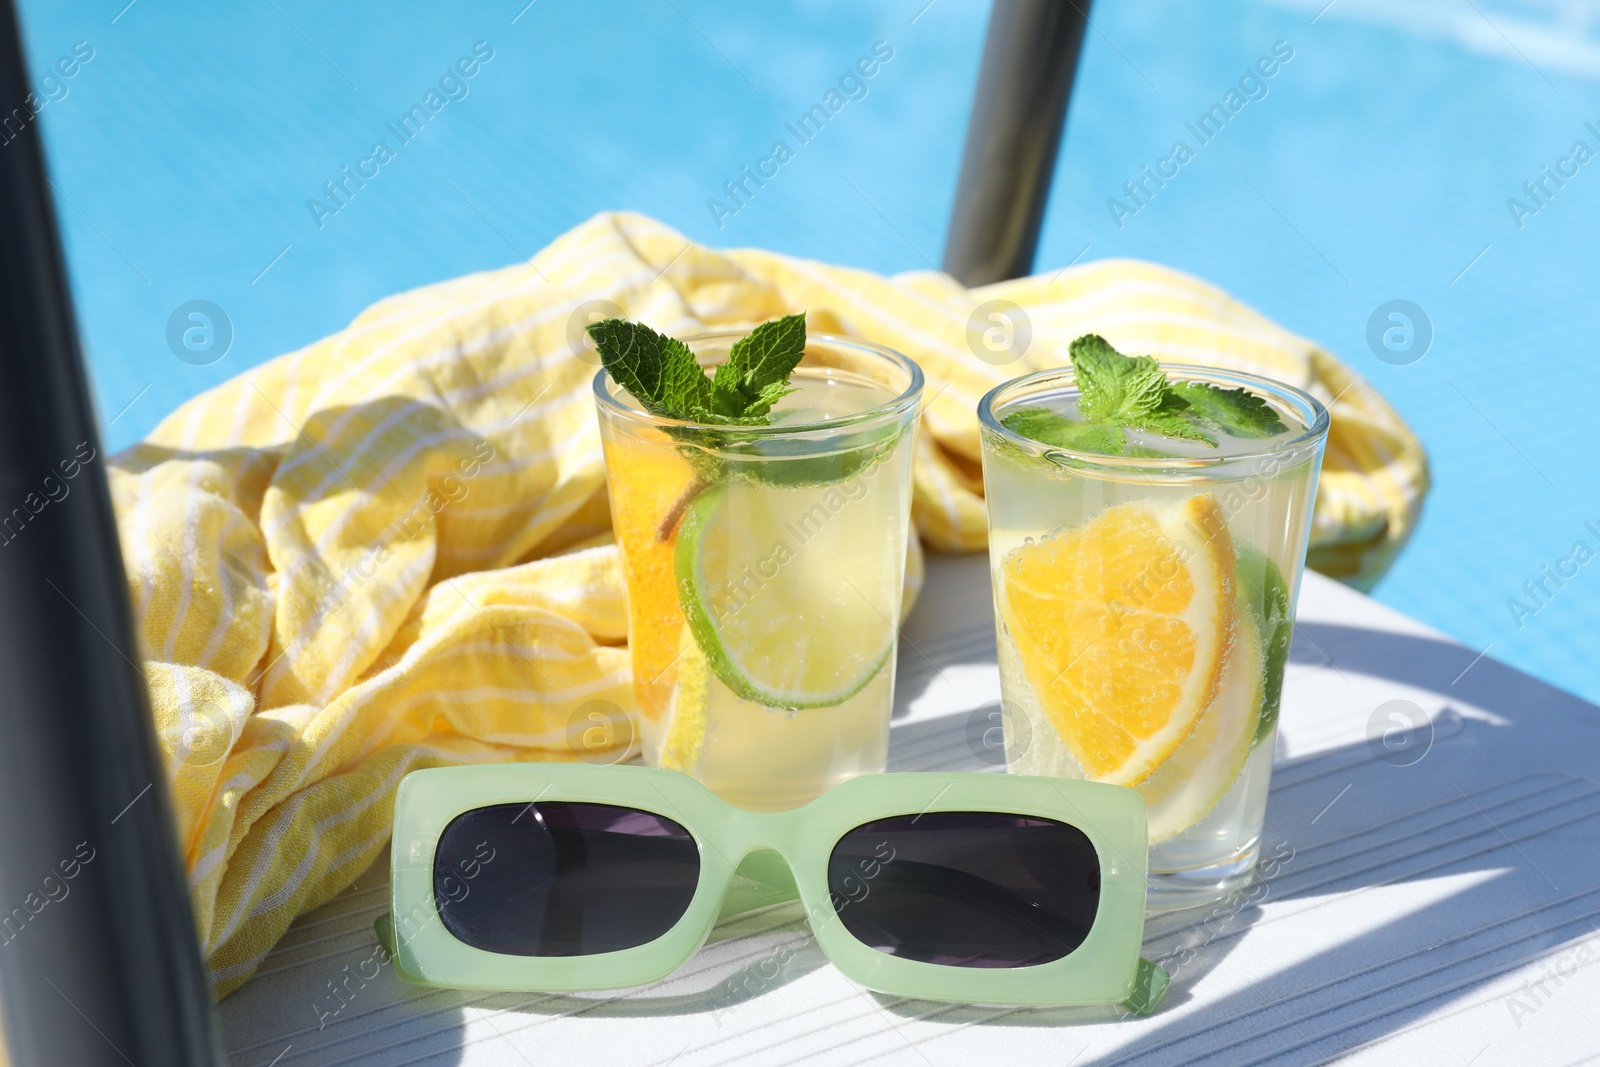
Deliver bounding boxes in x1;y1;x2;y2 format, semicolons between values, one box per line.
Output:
941;0;1089;286
0;2;221;1064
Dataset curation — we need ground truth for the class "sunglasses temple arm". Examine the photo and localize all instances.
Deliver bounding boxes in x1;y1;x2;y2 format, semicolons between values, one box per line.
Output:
375;912;398;957
1122;956;1170;1015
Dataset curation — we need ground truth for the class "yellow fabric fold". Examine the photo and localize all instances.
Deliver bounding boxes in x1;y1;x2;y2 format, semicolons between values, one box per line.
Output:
109;211;1427;996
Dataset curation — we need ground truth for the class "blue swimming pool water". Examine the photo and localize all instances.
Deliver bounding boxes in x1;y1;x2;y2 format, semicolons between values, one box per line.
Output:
17;0;1600;706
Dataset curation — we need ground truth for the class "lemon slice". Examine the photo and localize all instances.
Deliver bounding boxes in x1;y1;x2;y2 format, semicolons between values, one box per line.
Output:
657;624;711;772
1139;601;1263;842
675;481;892;709
998;495;1234;786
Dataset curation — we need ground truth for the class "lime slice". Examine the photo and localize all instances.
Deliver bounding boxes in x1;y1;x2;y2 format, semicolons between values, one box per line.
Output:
668;421;897;490
1236;545;1292;746
1137;598;1264;844
675;481;892;709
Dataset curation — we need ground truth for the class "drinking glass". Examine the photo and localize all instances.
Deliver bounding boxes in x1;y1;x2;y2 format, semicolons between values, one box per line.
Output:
595;332;922;812
978;364;1329;908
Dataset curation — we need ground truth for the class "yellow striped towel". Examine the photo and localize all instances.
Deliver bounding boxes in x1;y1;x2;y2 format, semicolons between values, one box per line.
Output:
109;210;1427;997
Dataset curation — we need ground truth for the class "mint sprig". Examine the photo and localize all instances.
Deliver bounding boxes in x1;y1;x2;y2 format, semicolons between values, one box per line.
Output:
1000;334;1289;457
588;313;806;425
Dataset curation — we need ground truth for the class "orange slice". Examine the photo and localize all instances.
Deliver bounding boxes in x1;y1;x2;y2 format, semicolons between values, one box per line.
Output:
603;435;696;723
999;495;1235;786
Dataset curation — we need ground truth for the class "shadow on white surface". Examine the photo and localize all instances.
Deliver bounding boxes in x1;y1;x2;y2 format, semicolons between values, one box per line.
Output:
220;568;1600;1066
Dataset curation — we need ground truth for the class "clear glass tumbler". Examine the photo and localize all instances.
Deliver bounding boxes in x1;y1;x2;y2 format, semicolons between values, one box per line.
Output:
595;332;922;812
978;364;1329;909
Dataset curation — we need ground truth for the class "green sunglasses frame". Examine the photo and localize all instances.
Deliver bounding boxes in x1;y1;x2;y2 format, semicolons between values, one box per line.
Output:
382;764;1169;1013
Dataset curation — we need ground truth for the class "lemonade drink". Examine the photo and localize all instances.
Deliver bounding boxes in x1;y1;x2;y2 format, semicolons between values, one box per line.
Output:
595;334;921;811
978;362;1328;908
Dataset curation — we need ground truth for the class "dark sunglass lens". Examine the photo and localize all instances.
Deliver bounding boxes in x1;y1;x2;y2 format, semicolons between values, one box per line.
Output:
430;802;699;956
829;812;1100;968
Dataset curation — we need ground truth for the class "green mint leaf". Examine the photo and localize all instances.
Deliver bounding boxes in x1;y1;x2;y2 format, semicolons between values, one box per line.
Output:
1001;408;1126;456
585;318;658;405
708;363;748;420
744;379;797;419
709;312;808;420
1167;381;1289;439
727;312;807;393
1128;393;1218;446
1128;410;1217;446
1070;334;1168;422
661;342;716;416
587;318;712;420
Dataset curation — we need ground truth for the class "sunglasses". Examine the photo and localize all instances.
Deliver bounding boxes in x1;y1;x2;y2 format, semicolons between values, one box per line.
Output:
379;764;1168;1013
